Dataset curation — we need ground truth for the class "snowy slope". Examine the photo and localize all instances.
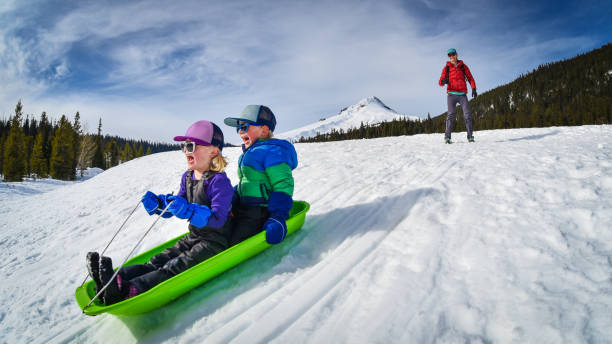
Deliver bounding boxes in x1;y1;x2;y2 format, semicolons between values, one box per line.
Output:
276;96;418;142
1;125;611;343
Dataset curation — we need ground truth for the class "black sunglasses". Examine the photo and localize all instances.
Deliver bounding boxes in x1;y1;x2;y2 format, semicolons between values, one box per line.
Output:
181;142;198;153
236;122;261;133
448;53;457;57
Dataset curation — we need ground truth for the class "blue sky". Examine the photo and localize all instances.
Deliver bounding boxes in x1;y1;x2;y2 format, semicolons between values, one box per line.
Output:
1;0;610;143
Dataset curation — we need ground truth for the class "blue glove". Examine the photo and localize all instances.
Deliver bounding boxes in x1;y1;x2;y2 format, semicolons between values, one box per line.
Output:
189;204;212;228
264;216;287;244
267;192;293;221
142;191;174;218
158;193;172;209
156;193;174;218
167;196;212;228
141;191;160;215
167;196;192;219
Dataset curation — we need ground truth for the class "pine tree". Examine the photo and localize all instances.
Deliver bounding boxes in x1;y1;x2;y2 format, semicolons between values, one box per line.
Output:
104;140;119;168
23;114;36;176
50;115;76;180
24;135;34;176
38;112;52;173
135;142;143;158
91;118;105;169
0;136;4;176
30;131;49;178
3;100;26;182
73;112;83;175
426;113;433;134
120;141;133;162
23;115;31;136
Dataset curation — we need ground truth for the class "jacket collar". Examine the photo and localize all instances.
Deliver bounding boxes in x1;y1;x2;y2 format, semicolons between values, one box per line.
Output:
241;137;271;152
447;60;464;67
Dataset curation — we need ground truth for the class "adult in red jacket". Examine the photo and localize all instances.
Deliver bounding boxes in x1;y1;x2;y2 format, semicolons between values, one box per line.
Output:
438;48;477;143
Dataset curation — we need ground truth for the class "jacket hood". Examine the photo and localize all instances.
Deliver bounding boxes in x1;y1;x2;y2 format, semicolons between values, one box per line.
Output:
244;138;298;170
446;60;465;67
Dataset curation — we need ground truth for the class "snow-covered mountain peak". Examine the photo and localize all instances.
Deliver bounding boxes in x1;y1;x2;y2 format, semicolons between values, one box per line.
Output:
341;96;398;115
277;96;417;142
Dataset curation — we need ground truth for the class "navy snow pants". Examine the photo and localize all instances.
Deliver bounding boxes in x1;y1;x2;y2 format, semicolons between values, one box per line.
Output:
228;205;269;246
118;232;226;293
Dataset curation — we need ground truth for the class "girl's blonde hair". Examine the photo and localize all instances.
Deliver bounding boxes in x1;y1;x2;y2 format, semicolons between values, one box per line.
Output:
210;152;228;172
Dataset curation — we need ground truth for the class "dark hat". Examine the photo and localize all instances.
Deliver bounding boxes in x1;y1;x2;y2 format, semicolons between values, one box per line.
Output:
174;120;224;151
224;105;277;132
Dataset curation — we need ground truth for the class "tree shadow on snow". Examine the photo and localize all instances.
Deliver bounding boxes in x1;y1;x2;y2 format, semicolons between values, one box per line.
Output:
497;130;560;142
117;188;439;341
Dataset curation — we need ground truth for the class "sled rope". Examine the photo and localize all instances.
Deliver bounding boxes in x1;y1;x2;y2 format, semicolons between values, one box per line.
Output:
84;198;174;310
79;200;142;287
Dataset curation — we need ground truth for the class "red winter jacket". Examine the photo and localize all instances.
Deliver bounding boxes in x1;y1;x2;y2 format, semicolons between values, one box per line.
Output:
438;60;476;94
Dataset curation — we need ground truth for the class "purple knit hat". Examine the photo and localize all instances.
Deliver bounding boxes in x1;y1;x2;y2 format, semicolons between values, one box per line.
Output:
174;120;224;151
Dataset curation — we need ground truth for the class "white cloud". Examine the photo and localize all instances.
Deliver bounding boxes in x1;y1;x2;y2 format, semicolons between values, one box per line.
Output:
0;0;607;143
0;0;17;15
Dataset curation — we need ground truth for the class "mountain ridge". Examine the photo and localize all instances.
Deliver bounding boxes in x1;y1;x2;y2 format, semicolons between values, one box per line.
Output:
277;96;418;142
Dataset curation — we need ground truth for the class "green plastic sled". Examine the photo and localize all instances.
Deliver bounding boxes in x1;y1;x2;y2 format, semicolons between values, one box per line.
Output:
75;200;310;316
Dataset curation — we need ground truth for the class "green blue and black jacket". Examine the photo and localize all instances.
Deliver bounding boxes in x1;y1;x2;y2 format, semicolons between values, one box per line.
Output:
236;138;297;220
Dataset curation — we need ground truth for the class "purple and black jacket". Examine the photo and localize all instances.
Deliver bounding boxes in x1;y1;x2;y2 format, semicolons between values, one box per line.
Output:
177;171;233;243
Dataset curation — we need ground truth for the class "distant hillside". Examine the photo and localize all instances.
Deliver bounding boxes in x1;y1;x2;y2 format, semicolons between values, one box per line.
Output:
300;43;612;143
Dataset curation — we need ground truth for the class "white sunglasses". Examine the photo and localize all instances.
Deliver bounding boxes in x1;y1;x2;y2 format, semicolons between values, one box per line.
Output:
180;142;198;153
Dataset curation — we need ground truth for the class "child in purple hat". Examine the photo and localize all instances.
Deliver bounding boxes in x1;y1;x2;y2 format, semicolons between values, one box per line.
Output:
86;120;234;305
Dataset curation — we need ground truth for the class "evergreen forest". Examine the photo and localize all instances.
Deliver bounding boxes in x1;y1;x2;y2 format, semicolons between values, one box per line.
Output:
3;44;611;180
299;43;612;143
0;101;178;182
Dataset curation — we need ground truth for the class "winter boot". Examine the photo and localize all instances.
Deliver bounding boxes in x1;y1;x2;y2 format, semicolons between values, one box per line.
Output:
86;252;103;299
99;256;123;305
468;136;475;142
444;137;452;144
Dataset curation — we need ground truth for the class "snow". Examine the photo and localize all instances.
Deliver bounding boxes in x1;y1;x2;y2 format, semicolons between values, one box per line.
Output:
0;168;103;197
1;125;612;343
276;96;419;142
